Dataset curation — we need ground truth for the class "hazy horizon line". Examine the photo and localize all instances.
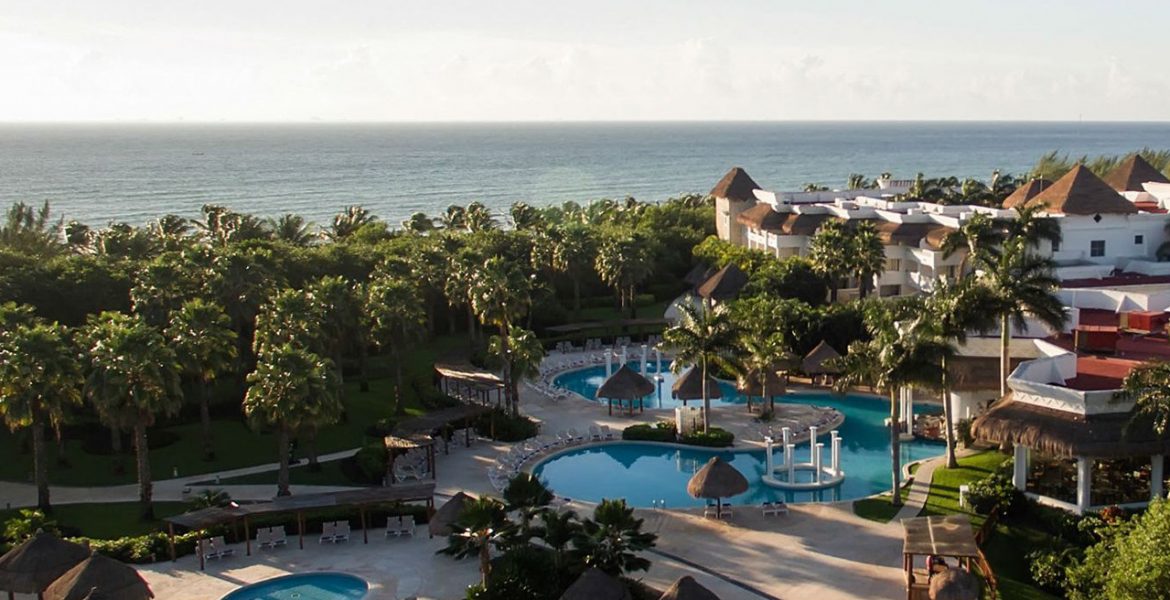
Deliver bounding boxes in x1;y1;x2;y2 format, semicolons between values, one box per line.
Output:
3;118;1170;126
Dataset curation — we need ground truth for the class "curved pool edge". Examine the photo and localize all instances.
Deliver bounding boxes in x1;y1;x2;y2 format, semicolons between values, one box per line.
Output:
220;571;370;600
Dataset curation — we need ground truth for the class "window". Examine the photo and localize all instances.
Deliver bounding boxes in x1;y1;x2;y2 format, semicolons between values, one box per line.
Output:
884;258;901;271
1052;239;1061;252
1135;235;1144;245
1090;240;1106;257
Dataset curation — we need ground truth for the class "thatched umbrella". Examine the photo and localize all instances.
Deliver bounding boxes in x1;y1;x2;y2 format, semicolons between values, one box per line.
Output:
43;555;152;600
672;366;721;406
737;368;786;412
687;456;748;519
596;365;655;416
801;341;841;383
929;568;980;600
659;575;721;600
429;492;475;538
0;532;90;599
560;567;631;600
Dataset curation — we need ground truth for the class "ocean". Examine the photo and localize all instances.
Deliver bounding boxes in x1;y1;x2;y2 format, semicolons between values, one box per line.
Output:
2;121;1169;227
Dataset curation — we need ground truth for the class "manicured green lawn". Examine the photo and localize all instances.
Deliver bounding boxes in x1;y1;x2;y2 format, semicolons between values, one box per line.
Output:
0;336;463;487
852;487;910;523
577;299;671;323
0;502;192;539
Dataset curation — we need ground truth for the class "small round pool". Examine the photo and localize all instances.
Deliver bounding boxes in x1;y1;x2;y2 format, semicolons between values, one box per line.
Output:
554;360;744;409
532;392;943;506
221;572;368;600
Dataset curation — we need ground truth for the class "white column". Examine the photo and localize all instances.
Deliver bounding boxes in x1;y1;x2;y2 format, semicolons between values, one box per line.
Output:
901;389;913;435
1076;457;1092;515
605;350;613;379
1012;444;1028;491
765;437;774;474
831;431;842;476
640;344;649;376
654;348;662;375
781;427;792;468
1152;455;1165;500
620;346;627;367
786;443;796;483
815;443;825;484
808;426;818;462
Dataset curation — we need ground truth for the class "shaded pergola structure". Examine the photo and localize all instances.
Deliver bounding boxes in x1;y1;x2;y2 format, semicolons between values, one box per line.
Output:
384;433;437;484
596;364;655;416
737;367;786;413
0;532;90;600
901;515;994;600
434;363;505;406
163;483;436;570
801;341;842;384
671;366;721;407
687;456;748;519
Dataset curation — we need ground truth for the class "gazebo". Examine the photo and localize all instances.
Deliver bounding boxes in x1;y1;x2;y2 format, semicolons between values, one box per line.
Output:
671;366;721;407
43;554;153;600
596;365;655;416
659;575;721;600
696;264;748;302
901;515;992;600
384;433;437;483
560;567;631;600
687;456;748;519
0;532;90;600
428;492;475;538
802;341;842;385
737;368;786;413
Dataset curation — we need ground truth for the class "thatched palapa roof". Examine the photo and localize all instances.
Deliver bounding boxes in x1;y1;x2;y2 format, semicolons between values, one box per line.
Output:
1019;165;1138;215
672;366;722;400
687;456;748;499
696;264;748;301
659;575;721;600
801;341;842;375
709;167;760;203
429;492;475;537
735;203;787;231
596;365;655;400
0;532;90;594
560;567;631;600
1102;154;1170;192
971;397;1170;458
1001;178;1052;209
43;555;153;600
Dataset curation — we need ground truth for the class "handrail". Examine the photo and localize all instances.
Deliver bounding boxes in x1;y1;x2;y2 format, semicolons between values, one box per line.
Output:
974;547;999;599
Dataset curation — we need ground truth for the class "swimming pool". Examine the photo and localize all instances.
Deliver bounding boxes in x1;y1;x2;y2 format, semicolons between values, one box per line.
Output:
553;360;745;409
532;392;943;506
221;572;368;600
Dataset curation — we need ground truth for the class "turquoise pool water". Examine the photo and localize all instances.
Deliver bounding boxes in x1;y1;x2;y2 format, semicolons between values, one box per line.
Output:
554;360;745;409
221;573;368;600
532;392;943;506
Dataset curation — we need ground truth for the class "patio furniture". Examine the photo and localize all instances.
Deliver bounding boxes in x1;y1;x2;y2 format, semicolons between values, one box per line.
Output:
209;536;234;558
269;526;288;547
255;527;272;548
589;426;602;441
600;425;614;440
319;522;337;544
762;501;789;516
334;521;351;543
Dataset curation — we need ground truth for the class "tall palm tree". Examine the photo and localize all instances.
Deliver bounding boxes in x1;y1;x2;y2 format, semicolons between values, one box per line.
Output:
939;212;1005;278
465;202;497;233
501;472;553;540
402;211;436;234
832;304;952;506
594;231;653;318
807;221;851;302
81;312;183;518
166;299;237;461
253;288;324;358
244;343;341;496
440;497;513;585
508;202;543;230
149;214;193;251
488;326;545;416
662;300;740;431
268;214;316;246
551;223;596;318
366;276;428;414
327;206;375;240
538;508;580;572
570;498;656;577
850;220;886;299
443;248;481;348
0;319;83;510
470;258;532;410
738;333;795;413
307;276;362;389
440;205;467;231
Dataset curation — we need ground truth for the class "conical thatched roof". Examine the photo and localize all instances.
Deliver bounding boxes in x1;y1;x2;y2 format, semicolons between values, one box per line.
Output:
0;532;90;594
929;567;980;600
735;203;787;231
696;264;748;301
687;456;748;500
596;365;655;400
1102;154;1170;192
737;368;786;397
709;167;760;202
429;492;475;537
672;366;722;401
1020;165;1137;215
560;567;631;600
801;341;842;375
43;555;153;600
1000;178;1051;209
659;576;721;600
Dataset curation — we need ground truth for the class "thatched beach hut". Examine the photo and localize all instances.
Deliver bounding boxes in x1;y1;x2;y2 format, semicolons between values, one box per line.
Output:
801;341;841;384
671;366;721;406
687;456;748;519
429;492;475;538
596;365;655;416
560;568;631;600
0;532;90;599
43;555;152;600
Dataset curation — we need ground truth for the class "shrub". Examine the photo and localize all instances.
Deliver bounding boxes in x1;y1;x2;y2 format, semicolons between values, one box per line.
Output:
79;531;202;564
473;408;539;442
1028;548;1077;596
680;427;734;447
353;443;389;484
622;422;677;442
965;474;1024;516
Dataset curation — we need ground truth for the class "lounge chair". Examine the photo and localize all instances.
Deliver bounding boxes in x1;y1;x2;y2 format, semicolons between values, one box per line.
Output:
702;504;718;519
199;538;218;561
209;536;235;558
255;527;272;548
568;428;584;443
600;425;614;440
762;501;789;516
319;522;337;544
269;526;288;547
334;521;351;543
403;516;418;537
589;426;602;441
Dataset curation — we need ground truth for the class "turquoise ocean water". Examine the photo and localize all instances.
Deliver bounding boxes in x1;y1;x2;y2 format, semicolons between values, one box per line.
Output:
2;121;1169;226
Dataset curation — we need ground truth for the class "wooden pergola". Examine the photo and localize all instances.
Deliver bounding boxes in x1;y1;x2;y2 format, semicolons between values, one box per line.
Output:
901;515;994;600
434;363;505;406
163;483;436;570
384;433;437;483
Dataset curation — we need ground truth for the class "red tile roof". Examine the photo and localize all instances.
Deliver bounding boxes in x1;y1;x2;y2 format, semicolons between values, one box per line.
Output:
1061;272;1170;288
1063;356;1142;391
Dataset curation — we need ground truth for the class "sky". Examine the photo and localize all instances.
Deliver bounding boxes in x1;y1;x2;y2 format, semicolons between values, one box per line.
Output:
3;0;1169;122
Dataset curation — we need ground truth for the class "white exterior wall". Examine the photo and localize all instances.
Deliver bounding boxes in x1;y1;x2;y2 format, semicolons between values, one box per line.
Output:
1052;213;1169;266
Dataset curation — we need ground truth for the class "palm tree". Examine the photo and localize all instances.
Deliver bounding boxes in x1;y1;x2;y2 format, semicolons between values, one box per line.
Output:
1122;361;1170;437
940;212;1005;278
551;223;596;318
81;312;183;518
253;288;324;358
594;232;653;318
327;206;375;240
440;497;512;585
366;276;427;414
269;214;316;246
738;333;795;413
470;258;532;410
465;202;497;233
402;212;436;234
488;326;544;416
662;300;740;431
166;299;237;461
307;276;362;389
443;249;481;347
501;472;553;540
0;201;63;257
149;214;193;251
440;205;467;231
243;344;341;496
538;508;580;572
832;304;952;506
0;319;83;510
570;499;656;577
508;202;543;230
807;221;851;302
850;220;886;299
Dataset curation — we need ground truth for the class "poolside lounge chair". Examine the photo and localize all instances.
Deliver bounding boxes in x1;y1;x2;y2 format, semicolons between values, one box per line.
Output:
588;426;602;441
199;538;217;561
255;527;272;548
269;526;288;547
334;521;351;543
761;501;789;516
568;428;584;443
209;536;235;558
600;425;614;440
319;522;337;544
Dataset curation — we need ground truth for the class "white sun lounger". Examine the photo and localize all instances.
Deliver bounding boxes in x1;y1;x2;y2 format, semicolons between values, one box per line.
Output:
334;521;351;543
319;522;337;544
199;538;218;561
209;536;235;558
255;527;272;548
600;425;615;440
762;501;789;516
589;426;602;441
269;526;288;547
